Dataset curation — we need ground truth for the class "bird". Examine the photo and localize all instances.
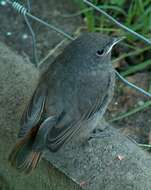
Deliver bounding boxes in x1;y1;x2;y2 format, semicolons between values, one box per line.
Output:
9;32;123;174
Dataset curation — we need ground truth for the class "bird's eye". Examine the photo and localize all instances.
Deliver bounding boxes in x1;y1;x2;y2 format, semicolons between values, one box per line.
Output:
96;49;104;56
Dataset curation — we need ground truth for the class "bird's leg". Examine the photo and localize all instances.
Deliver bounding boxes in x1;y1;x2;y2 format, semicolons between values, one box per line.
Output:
88;119;111;140
89;130;110;140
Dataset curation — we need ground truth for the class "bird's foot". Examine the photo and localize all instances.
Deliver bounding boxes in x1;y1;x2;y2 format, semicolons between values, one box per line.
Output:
88;127;110;140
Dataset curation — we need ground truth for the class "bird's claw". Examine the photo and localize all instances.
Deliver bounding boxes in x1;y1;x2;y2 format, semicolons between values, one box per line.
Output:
88;128;111;140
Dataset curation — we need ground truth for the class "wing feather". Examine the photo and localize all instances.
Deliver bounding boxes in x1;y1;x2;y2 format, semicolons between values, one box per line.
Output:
18;82;47;138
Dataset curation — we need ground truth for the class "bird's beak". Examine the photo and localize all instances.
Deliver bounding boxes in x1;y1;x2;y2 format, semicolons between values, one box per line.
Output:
112;36;126;47
106;36;126;54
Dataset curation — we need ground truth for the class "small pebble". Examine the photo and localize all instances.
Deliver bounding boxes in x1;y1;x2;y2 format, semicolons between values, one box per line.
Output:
6;32;12;36
22;34;28;40
0;1;6;6
114;102;118;105
137;100;144;106
117;154;125;161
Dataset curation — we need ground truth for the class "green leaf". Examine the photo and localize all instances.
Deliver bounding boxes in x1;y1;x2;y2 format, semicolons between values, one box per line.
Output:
110;0;125;6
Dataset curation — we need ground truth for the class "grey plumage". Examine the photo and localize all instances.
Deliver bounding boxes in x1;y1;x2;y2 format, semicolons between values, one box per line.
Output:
9;32;121;173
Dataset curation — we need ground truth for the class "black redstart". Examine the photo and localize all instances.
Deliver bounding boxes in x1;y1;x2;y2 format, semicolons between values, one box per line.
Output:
9;32;123;174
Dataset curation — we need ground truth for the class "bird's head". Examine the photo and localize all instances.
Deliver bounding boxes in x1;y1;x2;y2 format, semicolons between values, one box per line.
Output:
65;32;125;68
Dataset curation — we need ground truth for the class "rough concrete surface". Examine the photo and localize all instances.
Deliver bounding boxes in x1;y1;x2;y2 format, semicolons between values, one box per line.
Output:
45;120;151;190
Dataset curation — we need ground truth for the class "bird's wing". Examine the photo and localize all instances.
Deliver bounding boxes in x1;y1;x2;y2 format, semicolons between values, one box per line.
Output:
46;114;84;152
46;73;113;152
18;82;47;138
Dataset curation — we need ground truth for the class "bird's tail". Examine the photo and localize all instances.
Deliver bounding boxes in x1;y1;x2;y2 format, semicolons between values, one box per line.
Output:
8;128;42;174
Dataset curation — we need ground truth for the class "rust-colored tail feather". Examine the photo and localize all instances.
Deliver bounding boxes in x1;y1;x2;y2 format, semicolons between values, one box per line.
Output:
8;128;42;174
